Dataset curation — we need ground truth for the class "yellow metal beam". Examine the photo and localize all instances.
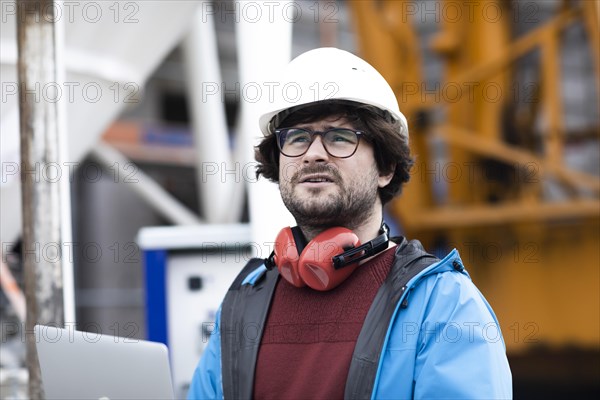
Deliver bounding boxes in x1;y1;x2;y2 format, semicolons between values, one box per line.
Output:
542;25;565;167
403;200;600;232
582;0;600;96
436;7;579;104
436;126;600;195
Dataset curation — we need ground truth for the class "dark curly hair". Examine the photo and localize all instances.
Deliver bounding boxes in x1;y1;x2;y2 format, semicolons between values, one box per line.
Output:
255;100;414;205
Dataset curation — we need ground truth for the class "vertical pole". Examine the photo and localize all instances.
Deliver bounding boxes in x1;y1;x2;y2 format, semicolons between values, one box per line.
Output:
182;1;235;224
542;27;565;167
16;0;68;398
236;1;295;254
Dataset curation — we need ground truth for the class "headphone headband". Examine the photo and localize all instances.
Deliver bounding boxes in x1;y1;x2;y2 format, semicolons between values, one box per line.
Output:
265;223;390;271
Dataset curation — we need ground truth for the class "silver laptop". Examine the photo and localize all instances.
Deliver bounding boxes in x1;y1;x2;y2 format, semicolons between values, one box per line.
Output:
34;324;174;400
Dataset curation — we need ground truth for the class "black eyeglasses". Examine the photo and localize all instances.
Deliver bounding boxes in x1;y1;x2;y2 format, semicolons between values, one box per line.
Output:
275;127;365;158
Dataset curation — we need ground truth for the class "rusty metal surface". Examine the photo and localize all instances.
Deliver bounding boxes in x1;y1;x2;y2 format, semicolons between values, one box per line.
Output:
17;1;67;398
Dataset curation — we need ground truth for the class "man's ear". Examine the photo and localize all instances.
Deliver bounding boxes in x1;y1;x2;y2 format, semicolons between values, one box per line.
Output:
378;167;395;188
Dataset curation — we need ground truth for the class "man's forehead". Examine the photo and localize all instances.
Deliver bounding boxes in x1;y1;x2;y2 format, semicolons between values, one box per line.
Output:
295;115;354;129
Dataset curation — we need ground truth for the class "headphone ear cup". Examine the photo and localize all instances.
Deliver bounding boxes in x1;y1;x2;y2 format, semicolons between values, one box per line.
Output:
274;227;306;288
298;227;361;291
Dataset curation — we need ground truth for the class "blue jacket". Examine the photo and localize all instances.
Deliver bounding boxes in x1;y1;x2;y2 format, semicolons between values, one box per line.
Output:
188;248;512;399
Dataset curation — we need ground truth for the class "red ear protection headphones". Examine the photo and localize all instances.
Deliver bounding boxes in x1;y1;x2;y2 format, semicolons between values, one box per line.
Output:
265;223;390;291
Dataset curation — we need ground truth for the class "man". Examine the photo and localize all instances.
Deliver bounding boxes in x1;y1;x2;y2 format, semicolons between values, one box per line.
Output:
188;47;512;399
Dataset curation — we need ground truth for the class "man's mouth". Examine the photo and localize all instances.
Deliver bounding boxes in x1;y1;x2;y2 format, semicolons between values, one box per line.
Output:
299;174;335;183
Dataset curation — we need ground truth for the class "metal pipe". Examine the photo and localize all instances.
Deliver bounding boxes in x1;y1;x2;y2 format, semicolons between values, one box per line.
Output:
17;1;67;397
90;143;202;226
53;0;75;329
236;1;295;254
182;2;237;223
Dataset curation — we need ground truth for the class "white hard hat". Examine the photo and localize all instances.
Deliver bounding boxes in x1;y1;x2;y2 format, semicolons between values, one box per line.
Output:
258;47;407;140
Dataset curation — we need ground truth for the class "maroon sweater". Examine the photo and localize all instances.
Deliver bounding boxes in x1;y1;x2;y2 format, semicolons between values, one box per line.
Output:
253;246;396;400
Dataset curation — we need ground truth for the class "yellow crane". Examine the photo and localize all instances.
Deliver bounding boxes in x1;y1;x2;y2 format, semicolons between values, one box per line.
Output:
350;0;599;394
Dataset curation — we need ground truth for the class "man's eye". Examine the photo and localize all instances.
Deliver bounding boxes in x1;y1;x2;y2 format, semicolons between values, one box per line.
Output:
331;135;351;142
287;134;310;144
328;131;356;143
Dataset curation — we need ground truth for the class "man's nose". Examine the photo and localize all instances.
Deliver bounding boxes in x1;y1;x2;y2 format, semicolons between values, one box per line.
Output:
302;136;329;163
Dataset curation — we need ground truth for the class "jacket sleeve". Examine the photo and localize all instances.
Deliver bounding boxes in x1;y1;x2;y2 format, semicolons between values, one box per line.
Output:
187;308;223;400
413;271;512;399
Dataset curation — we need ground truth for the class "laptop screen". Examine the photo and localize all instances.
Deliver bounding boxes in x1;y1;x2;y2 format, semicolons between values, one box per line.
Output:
35;324;174;400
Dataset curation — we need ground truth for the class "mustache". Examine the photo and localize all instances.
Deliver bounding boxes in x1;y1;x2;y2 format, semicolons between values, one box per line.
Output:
290;165;342;184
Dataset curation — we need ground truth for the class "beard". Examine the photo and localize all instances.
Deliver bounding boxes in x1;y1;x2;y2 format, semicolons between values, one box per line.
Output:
279;164;380;232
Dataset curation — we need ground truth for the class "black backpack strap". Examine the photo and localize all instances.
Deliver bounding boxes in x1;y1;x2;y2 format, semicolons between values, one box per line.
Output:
221;258;279;400
344;239;440;399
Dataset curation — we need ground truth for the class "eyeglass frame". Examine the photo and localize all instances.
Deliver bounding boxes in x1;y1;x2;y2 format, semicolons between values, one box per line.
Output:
274;127;366;159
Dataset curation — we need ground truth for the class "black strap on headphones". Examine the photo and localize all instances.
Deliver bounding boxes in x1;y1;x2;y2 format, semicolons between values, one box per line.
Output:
332;222;390;269
265;252;277;270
